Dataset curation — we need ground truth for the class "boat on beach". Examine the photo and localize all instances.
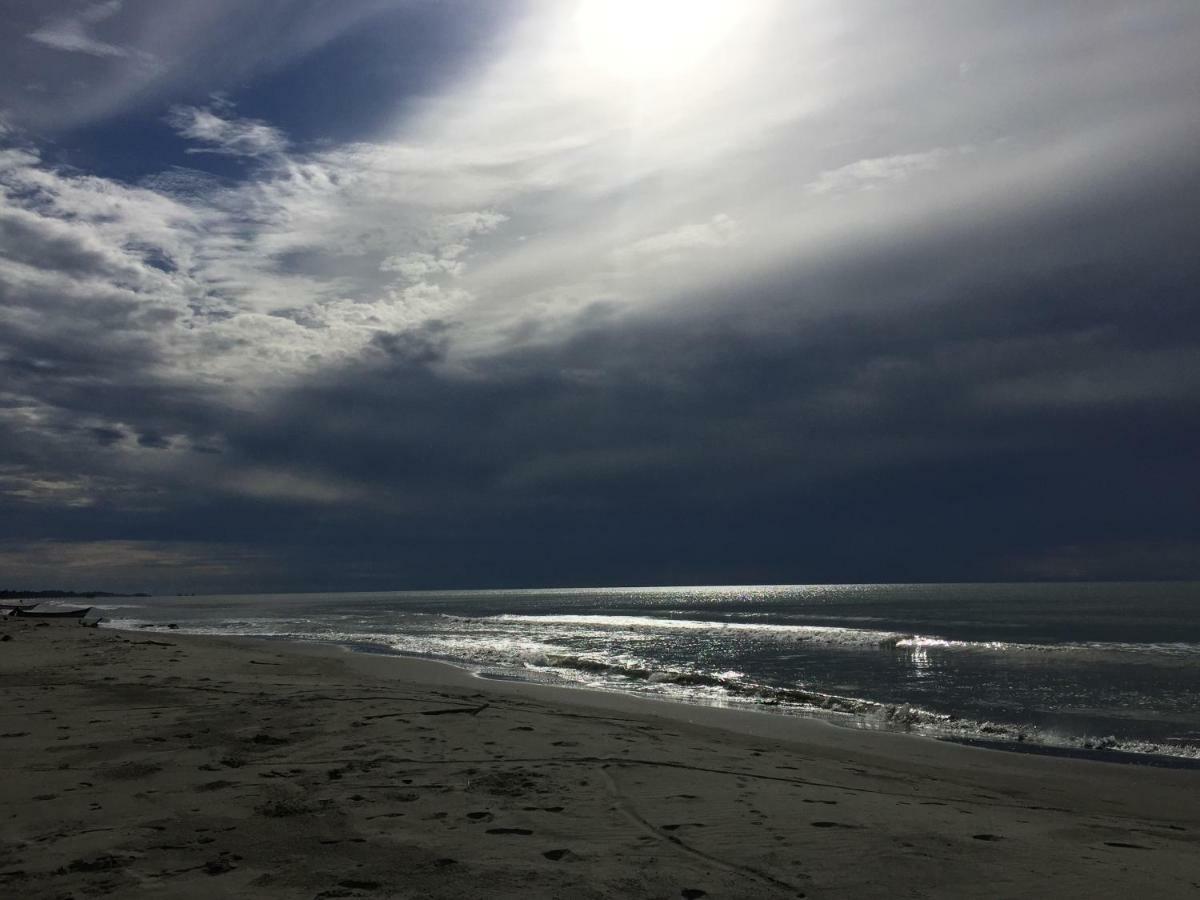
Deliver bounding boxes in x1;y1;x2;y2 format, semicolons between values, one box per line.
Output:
9;606;93;619
0;602;40;611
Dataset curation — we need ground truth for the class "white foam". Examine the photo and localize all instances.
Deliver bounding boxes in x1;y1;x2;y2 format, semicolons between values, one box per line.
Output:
488;614;1200;659
491;613;922;648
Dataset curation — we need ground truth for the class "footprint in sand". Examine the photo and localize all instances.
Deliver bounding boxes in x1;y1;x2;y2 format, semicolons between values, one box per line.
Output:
486;828;533;835
811;821;858;829
972;834;1003;842
1104;841;1150;850
542;849;577;861
681;890;707;899
66;855;133;873
203;856;237;875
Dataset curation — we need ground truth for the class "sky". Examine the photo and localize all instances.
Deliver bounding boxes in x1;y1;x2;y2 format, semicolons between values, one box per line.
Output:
1;0;1198;593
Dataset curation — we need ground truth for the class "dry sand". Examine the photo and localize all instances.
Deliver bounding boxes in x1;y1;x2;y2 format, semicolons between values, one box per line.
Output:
1;617;1198;898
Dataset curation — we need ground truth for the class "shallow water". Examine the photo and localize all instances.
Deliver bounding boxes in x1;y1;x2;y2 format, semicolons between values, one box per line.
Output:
91;581;1200;761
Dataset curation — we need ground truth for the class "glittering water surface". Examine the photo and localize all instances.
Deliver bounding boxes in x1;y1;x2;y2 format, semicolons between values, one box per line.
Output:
92;581;1200;761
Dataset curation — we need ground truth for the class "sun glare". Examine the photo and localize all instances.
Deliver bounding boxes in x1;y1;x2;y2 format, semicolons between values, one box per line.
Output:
574;0;744;84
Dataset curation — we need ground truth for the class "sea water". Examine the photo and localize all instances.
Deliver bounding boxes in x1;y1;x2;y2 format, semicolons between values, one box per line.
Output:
91;581;1200;763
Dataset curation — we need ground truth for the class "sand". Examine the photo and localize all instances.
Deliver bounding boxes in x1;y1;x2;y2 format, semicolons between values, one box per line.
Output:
1;618;1198;899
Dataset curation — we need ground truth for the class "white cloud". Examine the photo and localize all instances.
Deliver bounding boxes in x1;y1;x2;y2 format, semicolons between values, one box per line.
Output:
9;0;1190;374
379;211;507;282
11;0;1188;375
805;147;974;195
0;129;508;389
615;214;741;267
26;0;152;63
381;251;464;282
6;1;1198;384
27;27;126;58
167;104;288;158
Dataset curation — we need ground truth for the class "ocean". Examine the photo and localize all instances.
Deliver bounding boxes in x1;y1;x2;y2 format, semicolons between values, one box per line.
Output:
90;581;1200;764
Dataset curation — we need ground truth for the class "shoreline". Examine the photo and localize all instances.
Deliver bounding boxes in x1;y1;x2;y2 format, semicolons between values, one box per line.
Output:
137;628;1200;770
3;619;1198;897
330;641;1200;771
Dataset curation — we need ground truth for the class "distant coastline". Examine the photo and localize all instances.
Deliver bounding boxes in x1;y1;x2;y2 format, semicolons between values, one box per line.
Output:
0;589;150;600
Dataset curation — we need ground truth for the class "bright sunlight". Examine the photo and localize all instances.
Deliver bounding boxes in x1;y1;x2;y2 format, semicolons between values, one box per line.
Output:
573;0;745;83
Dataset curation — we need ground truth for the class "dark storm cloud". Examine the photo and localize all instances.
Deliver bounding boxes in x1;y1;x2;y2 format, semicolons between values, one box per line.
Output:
145;156;1196;588
5;171;1200;586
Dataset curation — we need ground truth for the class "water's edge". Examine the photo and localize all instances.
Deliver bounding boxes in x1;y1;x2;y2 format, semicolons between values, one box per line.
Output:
256;632;1200;770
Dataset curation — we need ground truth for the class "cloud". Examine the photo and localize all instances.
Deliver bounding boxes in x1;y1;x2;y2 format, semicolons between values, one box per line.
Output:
0;1;1198;587
614;214;741;267
167;102;289;158
0;539;280;592
804;147;975;195
379;212;507;281
0;127;512;392
27;0;131;59
220;467;368;506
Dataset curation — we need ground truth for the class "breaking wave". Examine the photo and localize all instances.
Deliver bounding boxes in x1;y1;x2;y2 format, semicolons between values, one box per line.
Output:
486;614;1200;658
510;651;1200;763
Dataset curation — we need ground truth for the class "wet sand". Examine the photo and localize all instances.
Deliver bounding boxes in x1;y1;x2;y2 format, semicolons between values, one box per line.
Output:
1;617;1198;898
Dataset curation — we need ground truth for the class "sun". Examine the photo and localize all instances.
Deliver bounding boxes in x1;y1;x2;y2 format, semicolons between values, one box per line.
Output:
574;0;744;84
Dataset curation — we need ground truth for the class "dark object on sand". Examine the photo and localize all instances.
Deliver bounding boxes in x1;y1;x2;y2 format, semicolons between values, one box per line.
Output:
10;606;93;619
0;602;39;611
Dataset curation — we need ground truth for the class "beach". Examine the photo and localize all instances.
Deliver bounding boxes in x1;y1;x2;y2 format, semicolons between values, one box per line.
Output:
1;619;1198;899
